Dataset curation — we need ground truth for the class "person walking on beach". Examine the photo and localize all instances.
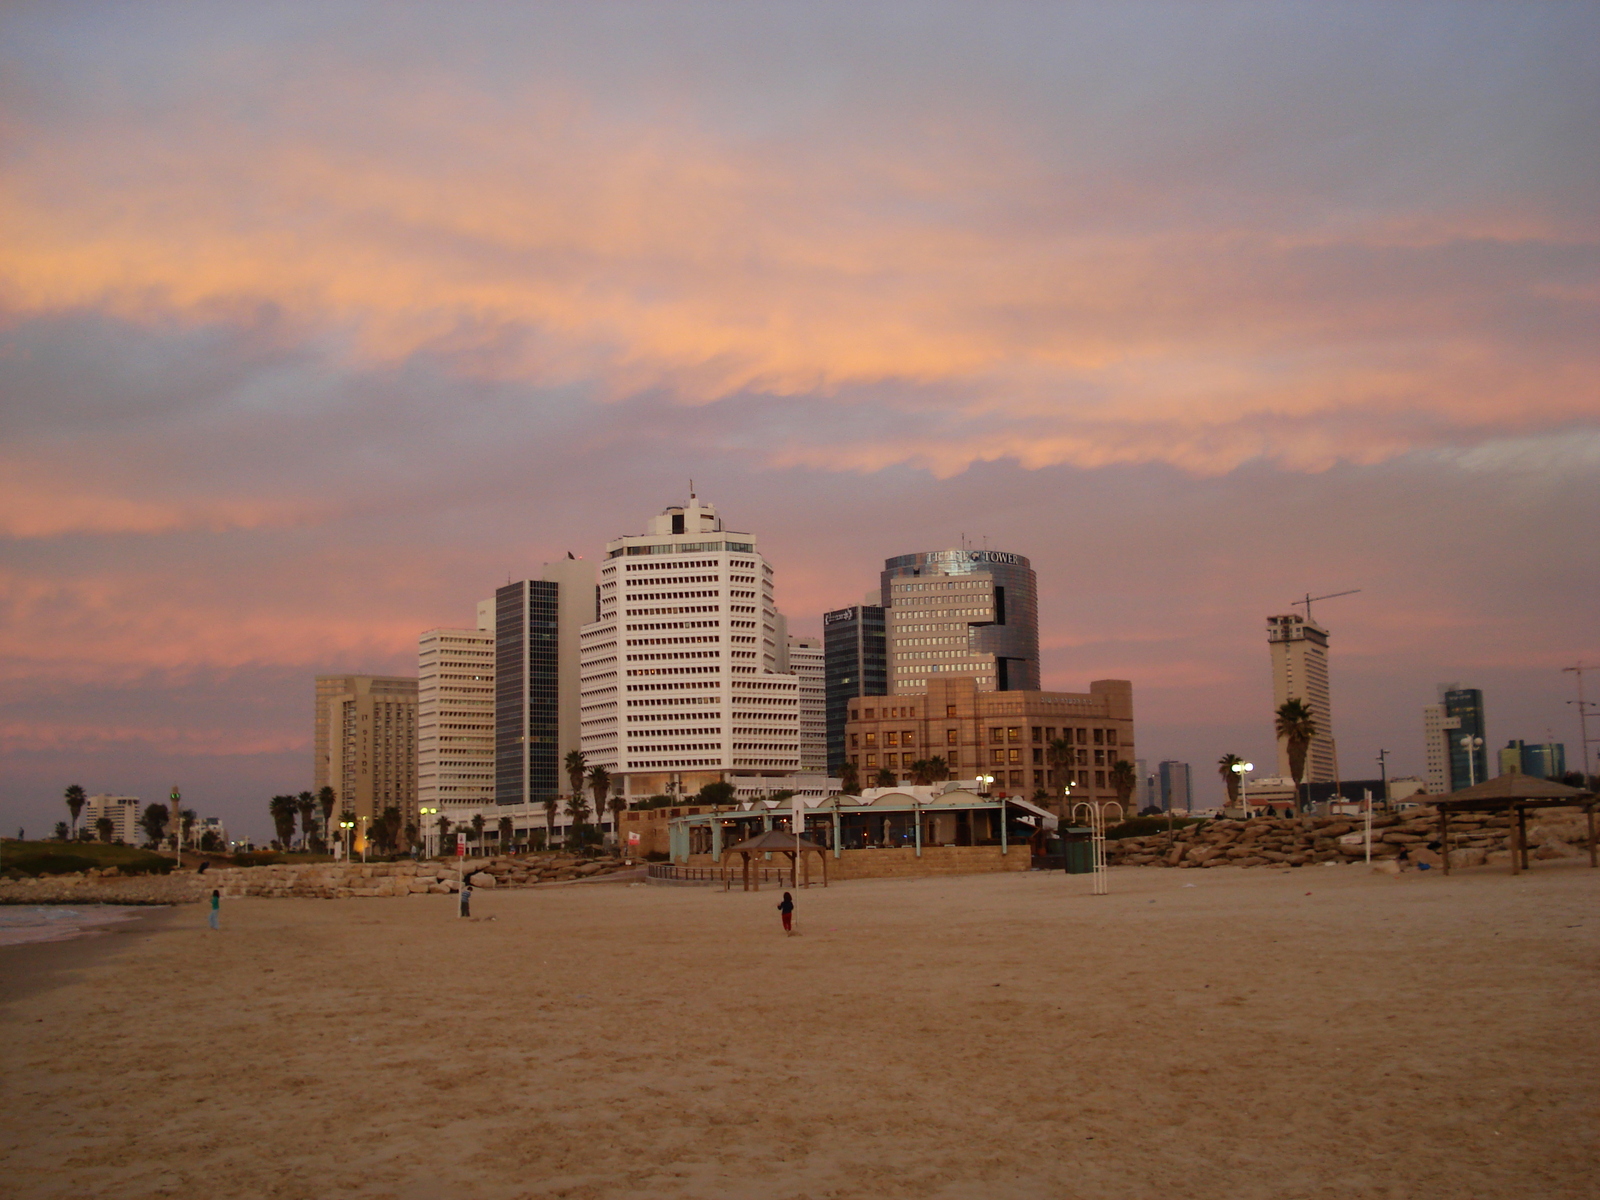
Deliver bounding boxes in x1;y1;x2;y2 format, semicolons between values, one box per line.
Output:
777;890;795;935
458;881;472;919
208;889;220;931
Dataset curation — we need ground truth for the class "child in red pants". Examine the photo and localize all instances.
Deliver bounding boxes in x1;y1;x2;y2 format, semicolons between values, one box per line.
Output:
778;891;795;935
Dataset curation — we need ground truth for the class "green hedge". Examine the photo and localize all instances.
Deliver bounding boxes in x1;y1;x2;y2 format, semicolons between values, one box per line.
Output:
1;841;176;876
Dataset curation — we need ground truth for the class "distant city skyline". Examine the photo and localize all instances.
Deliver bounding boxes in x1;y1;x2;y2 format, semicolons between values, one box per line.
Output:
3;4;1596;840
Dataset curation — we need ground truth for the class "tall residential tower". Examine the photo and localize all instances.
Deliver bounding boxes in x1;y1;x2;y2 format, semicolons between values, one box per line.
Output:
1266;613;1335;784
580;496;801;798
417;600;496;827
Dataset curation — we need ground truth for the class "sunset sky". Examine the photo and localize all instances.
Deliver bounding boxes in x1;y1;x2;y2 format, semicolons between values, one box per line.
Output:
3;3;1596;838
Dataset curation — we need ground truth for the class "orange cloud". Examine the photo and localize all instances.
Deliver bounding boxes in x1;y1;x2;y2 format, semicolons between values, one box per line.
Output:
2;80;1592;480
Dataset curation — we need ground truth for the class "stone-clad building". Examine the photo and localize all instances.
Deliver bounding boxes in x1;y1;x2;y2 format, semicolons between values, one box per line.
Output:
843;676;1134;813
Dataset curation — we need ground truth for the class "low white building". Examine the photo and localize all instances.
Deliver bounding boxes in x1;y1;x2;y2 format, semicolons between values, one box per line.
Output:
83;794;142;843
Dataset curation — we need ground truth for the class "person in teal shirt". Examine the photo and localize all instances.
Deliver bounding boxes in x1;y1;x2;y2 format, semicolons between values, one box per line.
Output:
209;889;220;930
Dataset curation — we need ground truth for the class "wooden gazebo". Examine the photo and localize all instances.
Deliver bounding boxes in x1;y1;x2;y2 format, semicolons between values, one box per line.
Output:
1432;774;1596;876
720;829;829;891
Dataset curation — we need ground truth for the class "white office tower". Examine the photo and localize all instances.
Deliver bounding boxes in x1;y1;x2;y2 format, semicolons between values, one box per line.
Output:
580;496;801;798
417;599;496;825
787;634;827;772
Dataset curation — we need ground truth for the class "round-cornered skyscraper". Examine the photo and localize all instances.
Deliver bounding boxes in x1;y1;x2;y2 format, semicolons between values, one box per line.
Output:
880;549;1039;693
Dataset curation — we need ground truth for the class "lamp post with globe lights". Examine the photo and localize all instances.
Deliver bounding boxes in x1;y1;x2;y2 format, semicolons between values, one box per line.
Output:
1231;760;1254;814
1460;735;1485;788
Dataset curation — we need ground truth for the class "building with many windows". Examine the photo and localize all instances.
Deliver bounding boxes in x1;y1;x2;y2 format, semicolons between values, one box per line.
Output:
83;794;143;843
787;634;827;773
496;558;594;809
842;675;1133;815
314;674;418;849
418;601;496;828
822;603;886;772
580;496;801;799
882;550;1039;694
1267;613;1335;784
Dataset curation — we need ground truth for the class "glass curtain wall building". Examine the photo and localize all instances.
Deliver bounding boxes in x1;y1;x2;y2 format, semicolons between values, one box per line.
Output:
1444;686;1488;789
880;550;1039;693
823;604;886;772
496;581;562;806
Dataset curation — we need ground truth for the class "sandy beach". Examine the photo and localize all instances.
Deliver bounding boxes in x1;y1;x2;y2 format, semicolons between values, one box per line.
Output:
2;863;1596;1200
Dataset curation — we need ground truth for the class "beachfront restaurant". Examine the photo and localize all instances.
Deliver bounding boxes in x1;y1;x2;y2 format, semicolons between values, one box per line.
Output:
662;785;1057;880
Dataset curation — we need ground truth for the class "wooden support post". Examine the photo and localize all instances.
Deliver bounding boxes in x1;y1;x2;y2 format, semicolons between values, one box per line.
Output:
1440;809;1450;875
1518;806;1530;871
1510;808;1522;875
1587;802;1596;868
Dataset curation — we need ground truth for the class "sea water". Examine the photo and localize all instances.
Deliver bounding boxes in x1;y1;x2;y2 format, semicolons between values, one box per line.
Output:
0;905;148;947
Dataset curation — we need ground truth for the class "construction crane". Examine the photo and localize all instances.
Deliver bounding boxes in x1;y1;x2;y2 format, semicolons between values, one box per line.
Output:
1292;589;1361;623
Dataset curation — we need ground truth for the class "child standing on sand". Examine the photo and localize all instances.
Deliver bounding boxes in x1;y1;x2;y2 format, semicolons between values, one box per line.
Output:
459;881;472;918
777;891;795;935
208;889;220;930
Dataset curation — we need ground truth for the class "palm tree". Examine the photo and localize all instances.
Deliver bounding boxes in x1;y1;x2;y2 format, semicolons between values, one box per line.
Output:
542;795;558;851
295;791;317;850
1109;760;1137;818
471;812;486;855
925;755;951;783
839;761;860;795
608;784;626;846
1217;753;1244;807
95;816;114;843
319;786;338;837
268;794;297;849
404;822;420;855
908;759;933;785
873;766;896;788
181;808;197;851
437;814;453;854
64;784;86;841
1274;699;1319;812
140;803;169;848
587;766;611;837
564;750;588;804
564;790;591;848
498;815;514;854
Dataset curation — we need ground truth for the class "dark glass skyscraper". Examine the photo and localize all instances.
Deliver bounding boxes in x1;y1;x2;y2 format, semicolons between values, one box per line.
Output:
496;580;561;806
823;605;886;772
1444;686;1488;789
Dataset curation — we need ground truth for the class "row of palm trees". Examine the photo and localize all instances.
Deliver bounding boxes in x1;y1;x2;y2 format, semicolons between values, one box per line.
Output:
1218;699;1320;810
266;787;340;851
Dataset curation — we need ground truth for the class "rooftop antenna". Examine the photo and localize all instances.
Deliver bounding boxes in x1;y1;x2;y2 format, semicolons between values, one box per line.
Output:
1292;589;1361;623
689;478;695;500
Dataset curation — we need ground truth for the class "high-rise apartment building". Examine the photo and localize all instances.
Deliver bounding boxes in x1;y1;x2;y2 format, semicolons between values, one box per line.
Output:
314;674;418;847
822;604;886;772
1422;701;1453;794
881;550;1039;693
1158;761;1192;813
496;558;595;808
83;794;142;843
787;634;827;773
580;496;801;798
843;676;1133;814
418;600;496;826
1266;613;1335;783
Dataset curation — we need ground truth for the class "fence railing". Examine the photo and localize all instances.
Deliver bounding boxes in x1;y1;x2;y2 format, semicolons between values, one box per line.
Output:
646;862;796;886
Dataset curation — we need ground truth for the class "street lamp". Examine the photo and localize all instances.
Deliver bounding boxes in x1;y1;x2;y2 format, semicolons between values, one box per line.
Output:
338;817;355;861
977;773;995;794
419;806;438;859
1231;760;1254;814
1459;735;1485;788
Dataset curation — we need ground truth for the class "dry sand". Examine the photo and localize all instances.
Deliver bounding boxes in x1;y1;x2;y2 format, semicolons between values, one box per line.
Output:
2;862;1596;1200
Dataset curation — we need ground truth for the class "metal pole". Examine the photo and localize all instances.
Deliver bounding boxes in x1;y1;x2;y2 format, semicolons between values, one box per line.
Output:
1364;789;1372;864
1565;663;1594;782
